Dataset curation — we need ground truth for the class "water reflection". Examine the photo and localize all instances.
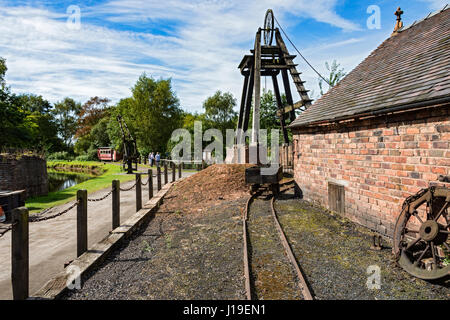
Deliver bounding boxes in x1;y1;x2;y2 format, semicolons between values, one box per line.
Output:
48;171;92;192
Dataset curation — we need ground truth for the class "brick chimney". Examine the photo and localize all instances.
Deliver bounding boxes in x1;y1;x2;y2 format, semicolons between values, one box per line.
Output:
392;7;404;35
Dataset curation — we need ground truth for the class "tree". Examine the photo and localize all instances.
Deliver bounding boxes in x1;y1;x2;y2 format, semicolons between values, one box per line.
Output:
128;74;183;155
16;94;64;152
0;59;63;151
75;96;110;138
107;98;136;154
53;97;82;149
260;89;280;131
0;57;7;91
318;60;346;96
202;91;237;134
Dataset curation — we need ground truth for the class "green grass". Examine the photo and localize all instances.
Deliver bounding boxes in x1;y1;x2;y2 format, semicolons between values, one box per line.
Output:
26;161;136;214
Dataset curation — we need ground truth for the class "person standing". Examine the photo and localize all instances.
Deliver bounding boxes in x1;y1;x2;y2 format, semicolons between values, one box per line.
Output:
155;152;161;167
149;152;154;167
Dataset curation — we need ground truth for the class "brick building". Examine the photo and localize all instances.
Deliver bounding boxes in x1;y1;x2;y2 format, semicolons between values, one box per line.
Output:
289;7;450;237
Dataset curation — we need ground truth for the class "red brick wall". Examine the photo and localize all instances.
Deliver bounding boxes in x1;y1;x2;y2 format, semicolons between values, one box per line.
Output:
292;105;450;237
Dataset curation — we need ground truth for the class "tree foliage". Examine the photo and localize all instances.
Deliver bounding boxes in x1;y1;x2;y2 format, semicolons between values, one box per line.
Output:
318;60;346;96
53;97;82;148
319;60;346;96
128;74;182;155
202;90;237;134
75;97;110;138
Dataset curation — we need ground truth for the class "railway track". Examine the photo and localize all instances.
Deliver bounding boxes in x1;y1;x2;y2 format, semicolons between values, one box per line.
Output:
242;181;313;300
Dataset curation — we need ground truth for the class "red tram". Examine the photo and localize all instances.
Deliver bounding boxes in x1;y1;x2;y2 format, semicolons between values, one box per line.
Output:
97;147;121;162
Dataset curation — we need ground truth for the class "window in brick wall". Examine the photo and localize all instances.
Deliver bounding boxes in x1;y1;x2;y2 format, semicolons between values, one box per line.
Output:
328;182;345;214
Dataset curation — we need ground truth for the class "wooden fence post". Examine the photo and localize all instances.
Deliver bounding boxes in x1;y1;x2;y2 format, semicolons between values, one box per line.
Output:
164;162;168;185
136;173;142;212
171;162;176;182
11;207;29;300
77;190;88;257
148;169;153;200
178;163;182;179
157;166;162;191
112;180;120;230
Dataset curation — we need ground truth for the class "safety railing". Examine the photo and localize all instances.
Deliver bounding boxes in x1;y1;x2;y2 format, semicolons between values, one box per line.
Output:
7;164;184;300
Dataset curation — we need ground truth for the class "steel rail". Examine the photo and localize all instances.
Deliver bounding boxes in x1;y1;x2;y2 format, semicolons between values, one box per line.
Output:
242;182;314;300
270;195;313;300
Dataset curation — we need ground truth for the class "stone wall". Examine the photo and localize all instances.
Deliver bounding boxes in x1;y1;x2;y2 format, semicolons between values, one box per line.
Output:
0;154;48;199
291;105;450;237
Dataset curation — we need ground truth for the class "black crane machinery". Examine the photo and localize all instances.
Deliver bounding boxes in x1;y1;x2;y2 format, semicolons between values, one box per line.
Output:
117;115;139;174
233;9;312;193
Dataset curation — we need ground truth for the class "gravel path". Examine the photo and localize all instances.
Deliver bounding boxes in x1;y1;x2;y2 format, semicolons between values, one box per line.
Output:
62;198;247;300
59;185;448;300
247;196;303;300
275;191;449;300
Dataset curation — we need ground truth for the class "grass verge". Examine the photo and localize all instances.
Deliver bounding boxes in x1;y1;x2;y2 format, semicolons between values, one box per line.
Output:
26;161;136;214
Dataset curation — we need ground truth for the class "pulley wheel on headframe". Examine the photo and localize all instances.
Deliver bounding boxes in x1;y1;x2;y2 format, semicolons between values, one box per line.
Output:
264;9;274;46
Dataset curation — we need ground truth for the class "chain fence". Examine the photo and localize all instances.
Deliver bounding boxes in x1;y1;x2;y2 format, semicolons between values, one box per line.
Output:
120;181;137;192
1;176;158;238
29;201;79;223
87;189;114;202
141;177;150;186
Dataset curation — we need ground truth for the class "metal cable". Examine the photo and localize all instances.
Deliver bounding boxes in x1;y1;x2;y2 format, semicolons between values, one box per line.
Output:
274;16;332;86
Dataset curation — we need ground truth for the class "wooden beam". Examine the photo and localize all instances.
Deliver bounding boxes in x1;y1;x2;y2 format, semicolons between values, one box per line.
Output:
276;101;305;117
11;207;29;300
281;69;296;122
252;28;262;145
112;180;120;230
77;190;88;258
242;65;254;138
272;75;289;144
237;71;250;142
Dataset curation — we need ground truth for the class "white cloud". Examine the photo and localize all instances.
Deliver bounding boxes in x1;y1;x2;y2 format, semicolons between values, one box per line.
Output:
0;0;364;111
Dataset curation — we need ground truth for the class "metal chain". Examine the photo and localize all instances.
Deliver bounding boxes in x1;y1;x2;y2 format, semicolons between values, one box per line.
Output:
88;189;113;202
141;178;149;186
0;226;11;238
120;182;137;192
29;200;79;223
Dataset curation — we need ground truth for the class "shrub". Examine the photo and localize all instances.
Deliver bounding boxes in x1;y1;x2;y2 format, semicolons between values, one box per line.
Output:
74;154;91;162
47;151;74;161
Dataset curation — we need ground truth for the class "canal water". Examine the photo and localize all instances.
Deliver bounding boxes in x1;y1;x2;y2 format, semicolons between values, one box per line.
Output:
47;171;92;192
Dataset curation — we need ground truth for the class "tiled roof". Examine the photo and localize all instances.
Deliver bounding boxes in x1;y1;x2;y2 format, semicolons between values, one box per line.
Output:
290;6;450;128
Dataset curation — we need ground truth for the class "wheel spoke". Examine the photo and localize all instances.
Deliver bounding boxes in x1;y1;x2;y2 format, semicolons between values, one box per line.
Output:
413;244;430;267
439;230;450;234
434;201;449;222
413;211;423;224
405;228;419;234
430;242;437;270
405;236;422;252
444;242;450;251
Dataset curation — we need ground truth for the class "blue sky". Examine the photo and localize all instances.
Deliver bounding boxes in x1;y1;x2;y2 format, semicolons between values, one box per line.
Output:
0;0;448;112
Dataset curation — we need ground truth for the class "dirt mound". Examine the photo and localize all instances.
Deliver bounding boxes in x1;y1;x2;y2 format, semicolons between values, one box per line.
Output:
160;164;253;215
